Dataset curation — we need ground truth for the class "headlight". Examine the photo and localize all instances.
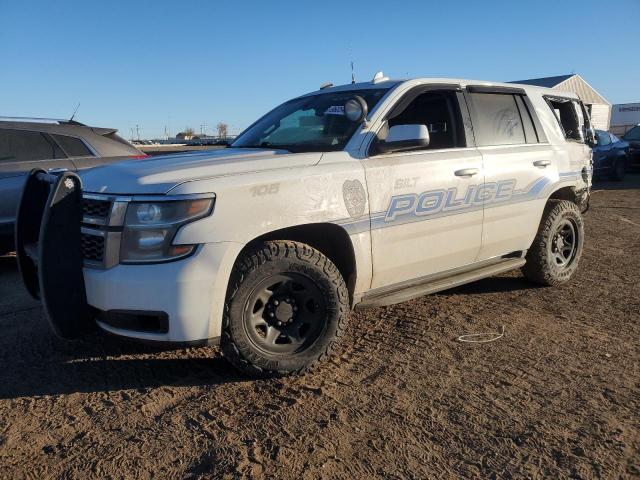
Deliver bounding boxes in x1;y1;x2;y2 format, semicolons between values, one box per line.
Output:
120;197;214;263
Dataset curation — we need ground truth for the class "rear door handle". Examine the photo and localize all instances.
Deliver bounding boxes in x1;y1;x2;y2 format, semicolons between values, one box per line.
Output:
533;160;551;168
454;168;479;177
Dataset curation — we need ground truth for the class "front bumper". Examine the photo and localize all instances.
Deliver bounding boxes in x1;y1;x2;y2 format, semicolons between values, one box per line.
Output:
84;241;242;343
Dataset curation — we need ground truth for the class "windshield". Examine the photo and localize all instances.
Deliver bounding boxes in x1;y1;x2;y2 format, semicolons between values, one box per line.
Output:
231;89;388;153
623;125;640;141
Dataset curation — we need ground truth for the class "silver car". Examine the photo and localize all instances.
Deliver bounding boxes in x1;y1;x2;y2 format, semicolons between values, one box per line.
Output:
0;118;144;254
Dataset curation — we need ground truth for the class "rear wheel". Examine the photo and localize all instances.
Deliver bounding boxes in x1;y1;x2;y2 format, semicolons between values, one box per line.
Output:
522;200;584;286
221;240;349;377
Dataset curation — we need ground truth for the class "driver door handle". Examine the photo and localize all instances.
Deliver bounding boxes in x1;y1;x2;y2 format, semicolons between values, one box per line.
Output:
533;160;551;168
454;168;479;177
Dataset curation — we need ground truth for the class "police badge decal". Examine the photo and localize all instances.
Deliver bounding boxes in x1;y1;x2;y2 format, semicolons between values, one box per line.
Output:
342;180;366;219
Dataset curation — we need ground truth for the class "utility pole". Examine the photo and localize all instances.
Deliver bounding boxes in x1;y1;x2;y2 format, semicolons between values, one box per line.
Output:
130;127;135;141
164;125;169;140
136;124;140;142
200;123;207;136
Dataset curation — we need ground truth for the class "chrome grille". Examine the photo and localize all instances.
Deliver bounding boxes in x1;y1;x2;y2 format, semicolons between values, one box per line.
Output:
81;233;105;262
81;194;124;269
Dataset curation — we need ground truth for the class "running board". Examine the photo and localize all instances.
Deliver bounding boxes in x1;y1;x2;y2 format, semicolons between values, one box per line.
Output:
356;257;526;309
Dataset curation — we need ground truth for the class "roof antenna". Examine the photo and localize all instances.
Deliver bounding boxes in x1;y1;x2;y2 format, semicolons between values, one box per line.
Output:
69;102;81;122
351;61;356;84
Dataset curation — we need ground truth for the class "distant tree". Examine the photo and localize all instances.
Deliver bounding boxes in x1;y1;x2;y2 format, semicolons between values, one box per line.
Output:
184;127;195;137
217;122;228;139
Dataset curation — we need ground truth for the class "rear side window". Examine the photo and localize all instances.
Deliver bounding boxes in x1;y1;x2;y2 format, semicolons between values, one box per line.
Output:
0;129;66;162
468;93;525;146
545;97;582;142
103;132;142;154
52;134;94;157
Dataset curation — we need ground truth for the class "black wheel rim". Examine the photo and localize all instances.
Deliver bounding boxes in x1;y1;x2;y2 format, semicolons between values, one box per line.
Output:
243;272;327;355
551;219;578;268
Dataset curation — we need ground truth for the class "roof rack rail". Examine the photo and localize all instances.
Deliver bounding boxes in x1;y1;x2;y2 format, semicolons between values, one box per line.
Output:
0;116;86;126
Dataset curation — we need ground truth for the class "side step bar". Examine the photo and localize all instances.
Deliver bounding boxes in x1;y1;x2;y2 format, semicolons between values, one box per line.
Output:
356;256;526;309
15;169;94;339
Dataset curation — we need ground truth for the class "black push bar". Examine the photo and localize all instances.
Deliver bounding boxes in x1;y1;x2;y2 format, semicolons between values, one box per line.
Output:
15;169;94;339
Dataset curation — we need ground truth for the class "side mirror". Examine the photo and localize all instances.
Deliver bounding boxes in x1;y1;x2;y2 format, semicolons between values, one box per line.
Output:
377;124;430;153
345;96;368;123
584;127;597;148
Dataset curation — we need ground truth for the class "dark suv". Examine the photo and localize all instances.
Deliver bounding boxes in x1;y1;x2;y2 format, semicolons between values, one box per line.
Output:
622;125;640;168
0;118;144;254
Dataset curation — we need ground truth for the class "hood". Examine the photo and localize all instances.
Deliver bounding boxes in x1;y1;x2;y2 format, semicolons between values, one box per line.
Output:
80;148;322;194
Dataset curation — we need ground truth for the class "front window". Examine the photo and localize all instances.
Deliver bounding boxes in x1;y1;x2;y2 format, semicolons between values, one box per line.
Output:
231;89;388;153
623;125;640;141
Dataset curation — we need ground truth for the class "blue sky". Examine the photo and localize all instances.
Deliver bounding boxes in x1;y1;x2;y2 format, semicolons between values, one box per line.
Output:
1;0;638;139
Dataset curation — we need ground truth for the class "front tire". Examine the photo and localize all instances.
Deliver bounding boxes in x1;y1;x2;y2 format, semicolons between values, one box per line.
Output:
522;200;584;286
221;240;349;377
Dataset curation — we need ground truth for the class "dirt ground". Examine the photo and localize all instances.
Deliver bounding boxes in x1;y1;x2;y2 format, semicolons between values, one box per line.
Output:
0;175;638;479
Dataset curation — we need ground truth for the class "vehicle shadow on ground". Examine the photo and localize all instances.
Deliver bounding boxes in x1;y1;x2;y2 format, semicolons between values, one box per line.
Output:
592;172;640;191
440;274;539;296
0;331;248;399
0;318;250;399
0;359;247;400
0;254;249;399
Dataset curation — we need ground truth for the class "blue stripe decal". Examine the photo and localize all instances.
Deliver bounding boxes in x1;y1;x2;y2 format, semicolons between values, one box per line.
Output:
334;173;579;235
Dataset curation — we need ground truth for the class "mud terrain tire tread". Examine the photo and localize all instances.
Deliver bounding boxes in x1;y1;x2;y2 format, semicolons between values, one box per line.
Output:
221;240;349;378
522;199;584;286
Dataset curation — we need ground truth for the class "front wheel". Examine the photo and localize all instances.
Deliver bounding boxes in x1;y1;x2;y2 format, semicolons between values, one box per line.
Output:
221;240;349;377
522;200;584;286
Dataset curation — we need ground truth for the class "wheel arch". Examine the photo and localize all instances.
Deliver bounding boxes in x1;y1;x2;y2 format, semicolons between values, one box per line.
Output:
547;186;582;206
545;182;590;215
240;223;358;306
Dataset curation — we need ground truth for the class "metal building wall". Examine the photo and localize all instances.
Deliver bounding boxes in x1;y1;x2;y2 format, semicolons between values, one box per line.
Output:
589;104;611;131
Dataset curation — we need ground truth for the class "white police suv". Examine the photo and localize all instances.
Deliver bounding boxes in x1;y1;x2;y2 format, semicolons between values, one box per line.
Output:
16;73;593;377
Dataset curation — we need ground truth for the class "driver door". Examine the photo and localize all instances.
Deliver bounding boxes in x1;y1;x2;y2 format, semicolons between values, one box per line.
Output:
361;87;484;289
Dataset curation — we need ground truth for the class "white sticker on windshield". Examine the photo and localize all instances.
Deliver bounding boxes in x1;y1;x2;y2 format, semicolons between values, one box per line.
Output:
325;105;345;116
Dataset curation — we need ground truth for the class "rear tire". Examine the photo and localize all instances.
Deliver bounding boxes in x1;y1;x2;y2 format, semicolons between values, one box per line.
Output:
221;240;349;377
522;200;584;286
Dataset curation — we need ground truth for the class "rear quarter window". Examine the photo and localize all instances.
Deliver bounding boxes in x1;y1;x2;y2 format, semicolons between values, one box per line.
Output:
51;134;94;157
545;97;583;142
